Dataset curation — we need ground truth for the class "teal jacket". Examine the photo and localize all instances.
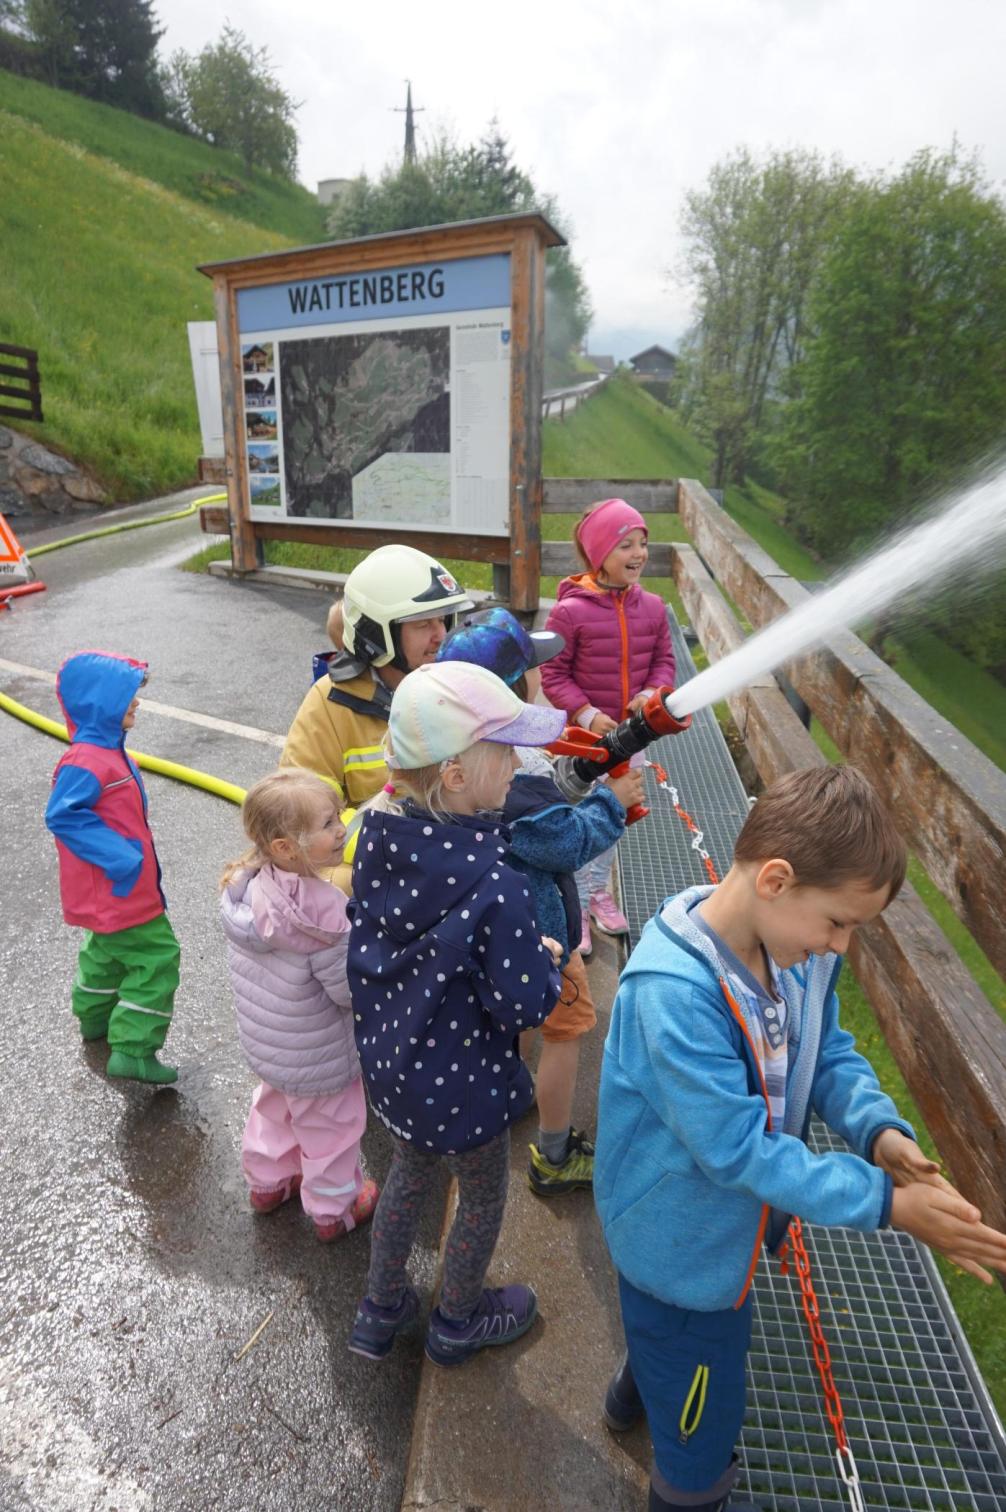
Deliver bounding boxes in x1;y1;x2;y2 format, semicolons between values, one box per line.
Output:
594;885;913;1312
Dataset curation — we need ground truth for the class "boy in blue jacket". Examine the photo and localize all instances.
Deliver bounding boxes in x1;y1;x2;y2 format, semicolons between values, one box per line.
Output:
594;765;1006;1512
438;606;645;1196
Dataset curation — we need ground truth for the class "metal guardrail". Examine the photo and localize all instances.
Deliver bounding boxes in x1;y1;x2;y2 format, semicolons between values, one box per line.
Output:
541;371;610;421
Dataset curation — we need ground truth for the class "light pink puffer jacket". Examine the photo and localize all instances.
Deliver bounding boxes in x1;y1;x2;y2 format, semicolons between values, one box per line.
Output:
541;574;676;722
221;865;360;1098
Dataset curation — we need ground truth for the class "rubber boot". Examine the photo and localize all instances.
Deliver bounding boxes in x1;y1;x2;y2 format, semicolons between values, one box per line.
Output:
106;1050;178;1085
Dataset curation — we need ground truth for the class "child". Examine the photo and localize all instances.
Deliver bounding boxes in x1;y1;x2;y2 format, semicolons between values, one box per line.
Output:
346;660;567;1367
594;766;1006;1512
220;770;378;1242
437;606;645;1196
541;497;676;955
45;651;180;1085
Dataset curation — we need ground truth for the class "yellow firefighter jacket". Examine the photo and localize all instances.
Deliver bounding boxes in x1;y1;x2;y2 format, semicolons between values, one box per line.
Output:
280;662;391;893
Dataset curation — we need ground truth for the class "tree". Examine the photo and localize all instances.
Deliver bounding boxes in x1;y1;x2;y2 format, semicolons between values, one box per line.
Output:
167;24;299;177
23;0;165;115
676;148;855;486
328;123;592;374
772;147;1006;561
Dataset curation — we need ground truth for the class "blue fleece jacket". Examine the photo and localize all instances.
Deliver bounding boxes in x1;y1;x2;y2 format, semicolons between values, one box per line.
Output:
347;805;561;1154
594;885;914;1312
503;768;625;962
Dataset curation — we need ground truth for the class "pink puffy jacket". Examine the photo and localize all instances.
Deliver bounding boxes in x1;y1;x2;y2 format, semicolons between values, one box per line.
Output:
221;866;360;1098
541;574;676;722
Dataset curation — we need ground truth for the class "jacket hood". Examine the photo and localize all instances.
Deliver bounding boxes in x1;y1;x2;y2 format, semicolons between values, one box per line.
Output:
556;572;639;606
353;806;508;941
56;651;147;747
221;866;349;955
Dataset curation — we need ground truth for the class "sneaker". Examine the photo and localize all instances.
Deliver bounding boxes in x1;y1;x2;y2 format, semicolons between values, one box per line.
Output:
603;1352;645;1432
579;914;593;958
528;1128;594;1196
249;1175;302;1214
314;1178;379;1243
106;1050;177;1085
589;889;629;937
425;1284;538;1367
348;1284;420;1360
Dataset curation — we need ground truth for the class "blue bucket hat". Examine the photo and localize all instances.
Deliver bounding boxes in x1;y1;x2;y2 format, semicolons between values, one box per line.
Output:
437;606;565;687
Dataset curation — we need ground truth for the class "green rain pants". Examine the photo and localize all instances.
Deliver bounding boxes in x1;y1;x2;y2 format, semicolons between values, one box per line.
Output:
71;915;180;1056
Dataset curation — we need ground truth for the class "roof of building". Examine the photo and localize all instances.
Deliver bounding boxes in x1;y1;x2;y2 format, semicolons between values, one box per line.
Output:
629;344;677;364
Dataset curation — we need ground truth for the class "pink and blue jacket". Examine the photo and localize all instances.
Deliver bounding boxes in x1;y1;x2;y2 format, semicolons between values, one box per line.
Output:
541;573;676;722
45;651;165;934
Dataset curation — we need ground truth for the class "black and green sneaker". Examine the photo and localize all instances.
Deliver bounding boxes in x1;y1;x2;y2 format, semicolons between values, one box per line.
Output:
528;1128;595;1196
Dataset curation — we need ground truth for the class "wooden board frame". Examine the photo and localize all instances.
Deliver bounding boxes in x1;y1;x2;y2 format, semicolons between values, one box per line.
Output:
198;213;563;611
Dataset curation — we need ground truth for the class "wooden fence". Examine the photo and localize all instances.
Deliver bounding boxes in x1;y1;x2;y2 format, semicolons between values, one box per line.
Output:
0;343;43;423
541;371;612;421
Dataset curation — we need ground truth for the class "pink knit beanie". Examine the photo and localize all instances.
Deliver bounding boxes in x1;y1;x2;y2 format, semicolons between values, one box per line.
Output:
575;498;648;573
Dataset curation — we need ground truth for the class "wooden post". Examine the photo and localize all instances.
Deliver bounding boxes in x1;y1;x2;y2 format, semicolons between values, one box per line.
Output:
214;275;261;572
507;227;545;613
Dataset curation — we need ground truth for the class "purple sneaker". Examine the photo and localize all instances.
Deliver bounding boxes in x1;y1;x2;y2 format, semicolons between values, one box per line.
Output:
425;1284;538;1367
348;1285;419;1360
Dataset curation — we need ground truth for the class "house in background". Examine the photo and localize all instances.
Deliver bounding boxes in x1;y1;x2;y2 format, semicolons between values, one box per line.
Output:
584;353;616;375
629;345;677;382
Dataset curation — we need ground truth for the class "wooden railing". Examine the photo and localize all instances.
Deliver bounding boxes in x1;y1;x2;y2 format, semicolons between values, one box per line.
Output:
671;479;1006;1246
541;371;612;421
0;342;43;422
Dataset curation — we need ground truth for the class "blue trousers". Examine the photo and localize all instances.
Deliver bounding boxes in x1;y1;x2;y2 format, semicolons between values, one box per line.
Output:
618;1273;752;1498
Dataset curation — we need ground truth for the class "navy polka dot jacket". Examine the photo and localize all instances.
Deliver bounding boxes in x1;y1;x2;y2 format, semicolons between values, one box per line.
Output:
348;806;561;1154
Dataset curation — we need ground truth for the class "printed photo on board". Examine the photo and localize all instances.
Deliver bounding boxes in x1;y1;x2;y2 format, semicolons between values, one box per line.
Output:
241;342;274;374
247;443;279;473
247;410;278;440
278;327;450;522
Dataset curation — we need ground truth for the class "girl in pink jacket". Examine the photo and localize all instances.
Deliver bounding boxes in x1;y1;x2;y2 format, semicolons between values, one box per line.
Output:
541;498;676;954
220;770;378;1242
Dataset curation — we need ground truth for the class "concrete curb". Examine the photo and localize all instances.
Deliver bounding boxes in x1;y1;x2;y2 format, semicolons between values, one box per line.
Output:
400;935;650;1512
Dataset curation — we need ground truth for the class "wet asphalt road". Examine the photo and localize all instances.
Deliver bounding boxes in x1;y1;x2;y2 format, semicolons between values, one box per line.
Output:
1;501;446;1511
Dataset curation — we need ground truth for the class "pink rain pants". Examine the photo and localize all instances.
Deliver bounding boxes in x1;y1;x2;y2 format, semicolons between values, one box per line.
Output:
242;1076;367;1223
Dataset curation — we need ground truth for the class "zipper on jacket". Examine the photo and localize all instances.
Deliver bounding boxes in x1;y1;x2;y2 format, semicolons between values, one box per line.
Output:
678;1364;710;1443
614;591;631;718
720;976;773;1310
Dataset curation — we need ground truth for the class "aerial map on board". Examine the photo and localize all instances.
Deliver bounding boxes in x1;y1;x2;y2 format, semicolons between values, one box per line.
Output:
279;327;451;522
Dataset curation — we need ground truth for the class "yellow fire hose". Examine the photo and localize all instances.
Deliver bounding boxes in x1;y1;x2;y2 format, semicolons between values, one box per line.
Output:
3;490;248;805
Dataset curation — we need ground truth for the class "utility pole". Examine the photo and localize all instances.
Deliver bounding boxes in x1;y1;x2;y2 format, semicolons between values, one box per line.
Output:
392;80;424;165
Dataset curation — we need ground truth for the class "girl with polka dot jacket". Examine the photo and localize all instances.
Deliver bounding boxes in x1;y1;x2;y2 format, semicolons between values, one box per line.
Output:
347;661;567;1368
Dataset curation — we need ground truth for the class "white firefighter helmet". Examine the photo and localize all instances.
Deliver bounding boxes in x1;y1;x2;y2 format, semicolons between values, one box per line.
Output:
341;544;473;669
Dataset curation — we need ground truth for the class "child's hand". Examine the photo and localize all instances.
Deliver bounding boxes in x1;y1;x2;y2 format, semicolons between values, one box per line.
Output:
627;690;655;713
590;712;618;735
608;768;645;812
540;935;563;965
891;1183;1006;1284
872;1129;944;1188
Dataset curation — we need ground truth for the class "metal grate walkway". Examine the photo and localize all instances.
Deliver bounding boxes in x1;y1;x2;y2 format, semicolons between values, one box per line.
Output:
615;614;1006;1510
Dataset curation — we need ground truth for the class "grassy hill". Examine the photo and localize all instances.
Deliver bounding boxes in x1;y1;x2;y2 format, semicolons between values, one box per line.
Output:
0;70;324;497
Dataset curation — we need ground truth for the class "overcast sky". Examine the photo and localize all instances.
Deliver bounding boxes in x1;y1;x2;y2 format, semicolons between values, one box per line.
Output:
157;0;1006;360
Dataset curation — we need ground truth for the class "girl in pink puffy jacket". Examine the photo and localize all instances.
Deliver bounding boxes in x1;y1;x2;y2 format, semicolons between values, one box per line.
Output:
220;770;378;1242
541;498;676;955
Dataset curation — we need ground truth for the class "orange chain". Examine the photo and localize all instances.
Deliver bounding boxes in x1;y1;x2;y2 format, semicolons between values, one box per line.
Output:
649;760;864;1509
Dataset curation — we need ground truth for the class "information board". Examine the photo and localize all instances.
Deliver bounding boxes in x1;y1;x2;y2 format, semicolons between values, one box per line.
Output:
236;252;512;537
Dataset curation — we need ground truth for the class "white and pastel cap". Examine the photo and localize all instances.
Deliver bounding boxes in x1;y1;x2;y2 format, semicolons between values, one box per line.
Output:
386;661;567;770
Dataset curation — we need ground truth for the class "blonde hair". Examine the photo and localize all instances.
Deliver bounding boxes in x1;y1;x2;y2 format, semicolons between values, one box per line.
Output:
364;737;511;823
220;769;340;886
326;598;345;649
734;765;907;902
